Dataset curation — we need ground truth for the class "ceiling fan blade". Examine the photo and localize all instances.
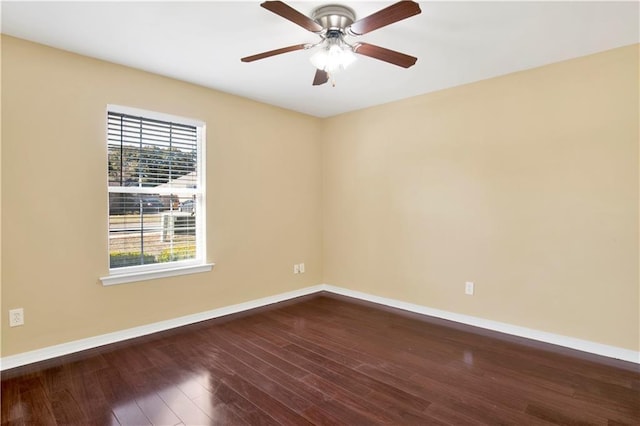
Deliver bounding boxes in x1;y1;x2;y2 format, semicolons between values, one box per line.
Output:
348;1;421;36
354;42;417;68
261;1;323;33
241;44;307;62
312;69;329;86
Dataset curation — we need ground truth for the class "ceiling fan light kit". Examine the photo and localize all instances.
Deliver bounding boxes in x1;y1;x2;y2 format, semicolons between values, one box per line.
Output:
309;33;357;73
241;0;422;86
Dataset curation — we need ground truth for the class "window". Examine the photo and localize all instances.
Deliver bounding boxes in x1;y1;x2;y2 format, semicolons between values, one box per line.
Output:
101;106;210;285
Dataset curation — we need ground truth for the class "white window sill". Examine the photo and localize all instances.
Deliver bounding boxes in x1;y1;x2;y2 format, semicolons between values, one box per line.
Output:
100;263;214;286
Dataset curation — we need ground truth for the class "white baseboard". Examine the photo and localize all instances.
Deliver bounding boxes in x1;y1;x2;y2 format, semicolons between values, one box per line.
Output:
2;283;638;370
321;284;640;364
0;285;324;371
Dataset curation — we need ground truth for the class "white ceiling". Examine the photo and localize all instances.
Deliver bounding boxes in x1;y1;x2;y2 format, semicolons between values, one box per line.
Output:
2;1;638;118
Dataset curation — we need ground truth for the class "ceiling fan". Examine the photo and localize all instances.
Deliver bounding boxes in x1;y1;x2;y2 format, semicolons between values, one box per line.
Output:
241;1;422;86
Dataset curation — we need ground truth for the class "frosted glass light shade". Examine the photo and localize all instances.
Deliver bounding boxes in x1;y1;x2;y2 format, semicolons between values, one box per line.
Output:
310;43;356;73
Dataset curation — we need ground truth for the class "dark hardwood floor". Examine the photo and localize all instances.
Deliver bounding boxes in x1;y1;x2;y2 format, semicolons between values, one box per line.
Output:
2;293;639;425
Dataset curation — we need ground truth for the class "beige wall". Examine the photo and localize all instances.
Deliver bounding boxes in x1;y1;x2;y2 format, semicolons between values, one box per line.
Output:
1;36;638;357
322;45;639;351
1;36;322;356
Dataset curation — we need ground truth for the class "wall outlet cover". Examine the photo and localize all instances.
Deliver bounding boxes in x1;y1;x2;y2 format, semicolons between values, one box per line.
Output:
465;282;474;295
9;308;24;327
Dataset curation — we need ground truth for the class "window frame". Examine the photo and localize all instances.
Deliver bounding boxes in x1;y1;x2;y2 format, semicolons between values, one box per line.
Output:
100;105;212;286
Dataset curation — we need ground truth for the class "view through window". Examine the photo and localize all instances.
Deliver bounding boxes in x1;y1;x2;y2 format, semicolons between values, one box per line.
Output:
107;107;205;273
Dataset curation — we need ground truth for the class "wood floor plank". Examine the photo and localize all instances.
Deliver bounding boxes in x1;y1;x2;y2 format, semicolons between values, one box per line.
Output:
208;382;280;426
276;343;432;424
301;373;423;424
1;378;24;424
156;385;213;426
211;351;317;418
2;294;638;425
218;372;313;426
135;392;182;426
215;327;402;424
525;401;603;426
49;388;87;424
217;325;312;380
18;381;59;425
111;400;152;426
189;387;249;426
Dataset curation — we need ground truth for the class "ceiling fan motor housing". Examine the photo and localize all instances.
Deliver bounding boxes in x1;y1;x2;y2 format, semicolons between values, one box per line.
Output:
312;5;356;32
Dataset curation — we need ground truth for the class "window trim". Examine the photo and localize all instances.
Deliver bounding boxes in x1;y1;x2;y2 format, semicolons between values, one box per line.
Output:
100;263;214;286
100;105;210;286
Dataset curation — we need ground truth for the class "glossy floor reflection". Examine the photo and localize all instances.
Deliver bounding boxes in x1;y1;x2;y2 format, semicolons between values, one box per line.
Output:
2;295;639;425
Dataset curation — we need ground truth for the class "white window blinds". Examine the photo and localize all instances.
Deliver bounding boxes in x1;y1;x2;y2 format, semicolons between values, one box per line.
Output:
107;108;205;272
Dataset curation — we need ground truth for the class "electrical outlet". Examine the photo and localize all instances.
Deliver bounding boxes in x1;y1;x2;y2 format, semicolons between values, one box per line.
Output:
299;263;305;273
293;264;300;274
9;308;24;327
465;282;474;295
